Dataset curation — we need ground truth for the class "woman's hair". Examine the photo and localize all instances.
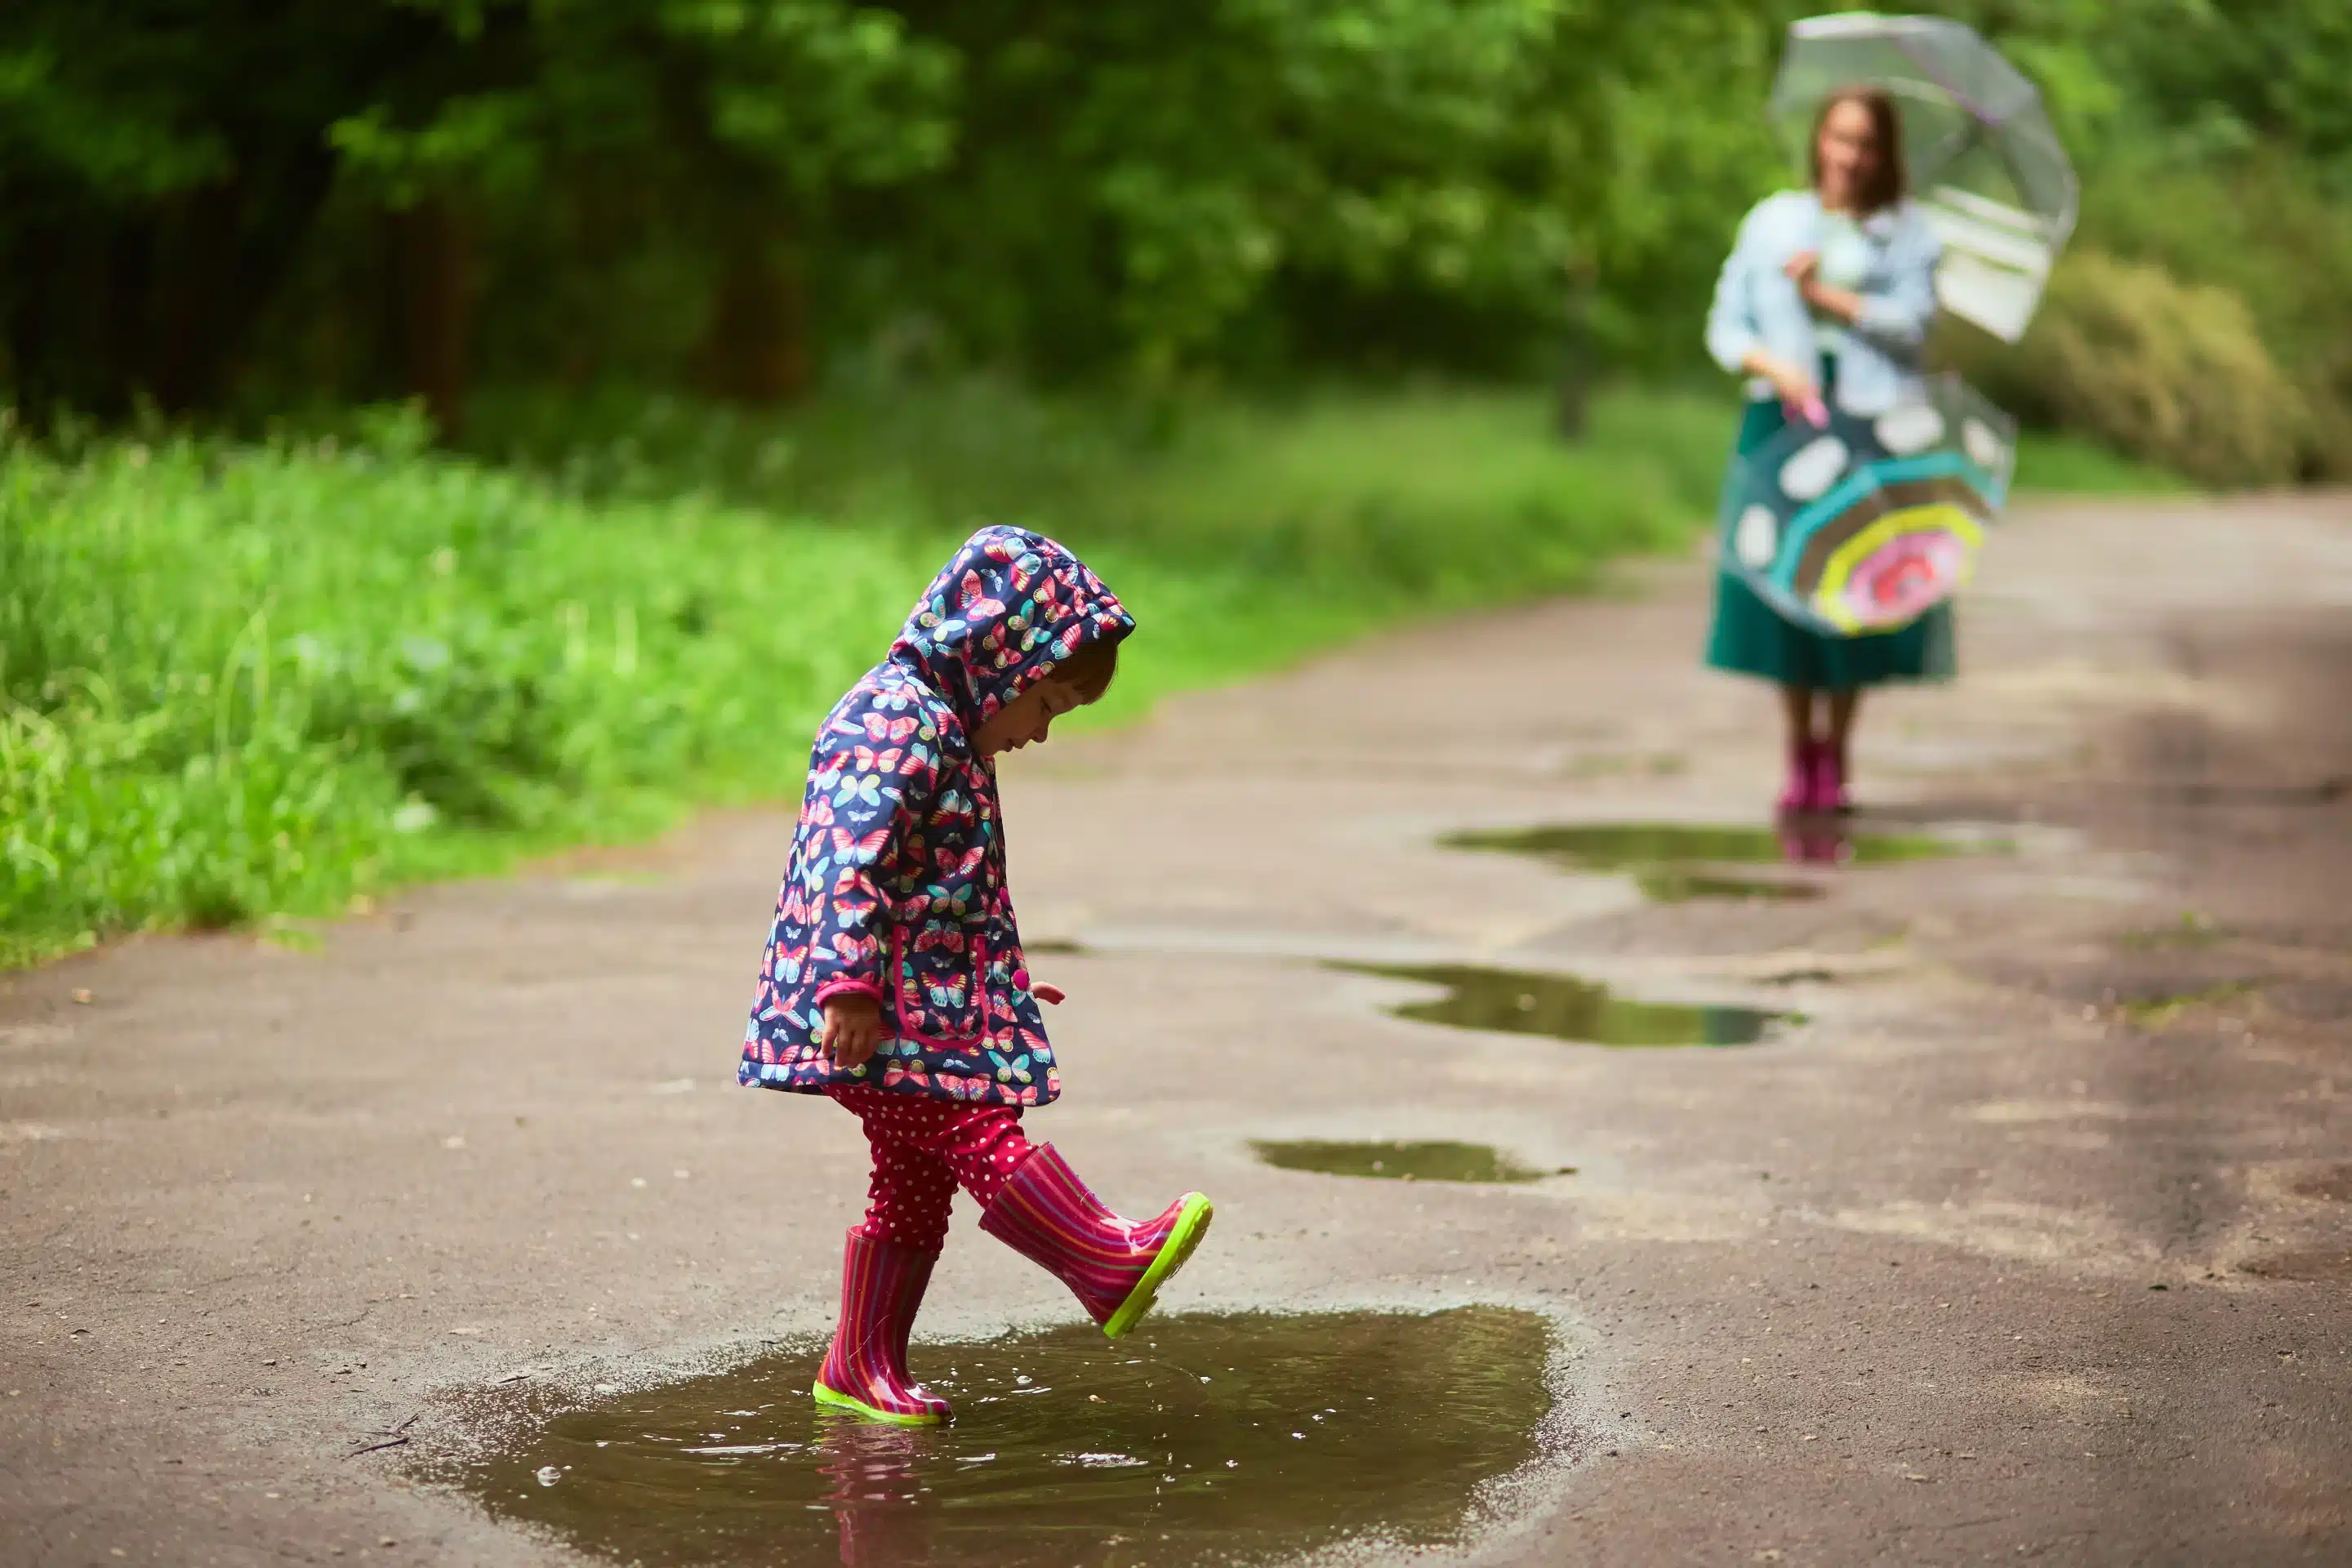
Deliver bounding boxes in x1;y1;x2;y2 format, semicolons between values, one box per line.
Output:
1809;86;1907;214
1054;635;1120;703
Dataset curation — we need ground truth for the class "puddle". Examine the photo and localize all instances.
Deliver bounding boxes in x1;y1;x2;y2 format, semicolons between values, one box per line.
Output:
1333;962;1793;1048
2119;981;2261;1027
2238;1248;2352;1283
1632;866;1824;902
2291;1165;2352;1204
1559;751;1687;780
1251;1139;1566;1184
1444;821;1979;902
443;1307;1557;1567
2113;912;2227;951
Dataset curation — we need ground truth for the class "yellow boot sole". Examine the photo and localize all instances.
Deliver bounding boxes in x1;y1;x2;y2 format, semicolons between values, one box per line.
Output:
1102;1193;1214;1340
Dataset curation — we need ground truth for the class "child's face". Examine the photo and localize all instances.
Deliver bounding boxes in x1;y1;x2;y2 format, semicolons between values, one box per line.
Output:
973;677;1085;758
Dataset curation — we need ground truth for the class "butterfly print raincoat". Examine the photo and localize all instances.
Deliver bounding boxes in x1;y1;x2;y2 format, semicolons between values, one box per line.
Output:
738;526;1134;1107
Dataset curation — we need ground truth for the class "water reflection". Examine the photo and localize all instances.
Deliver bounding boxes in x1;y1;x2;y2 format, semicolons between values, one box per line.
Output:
819;1423;935;1566
1331;960;1794;1047
1444;820;1976;901
445;1307;1557;1568
1634;865;1824;902
1777;821;1848;866
1251;1138;1564;1183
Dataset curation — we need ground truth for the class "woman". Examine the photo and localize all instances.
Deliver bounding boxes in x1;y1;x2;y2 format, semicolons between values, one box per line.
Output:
1703;86;1947;814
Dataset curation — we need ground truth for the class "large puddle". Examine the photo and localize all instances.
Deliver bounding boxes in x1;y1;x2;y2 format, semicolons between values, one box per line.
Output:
1443;821;1976;901
444;1307;1556;1567
1334;961;1793;1047
1251;1138;1563;1184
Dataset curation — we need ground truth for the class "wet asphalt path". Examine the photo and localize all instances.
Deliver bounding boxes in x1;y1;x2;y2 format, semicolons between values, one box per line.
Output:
5;493;2351;1565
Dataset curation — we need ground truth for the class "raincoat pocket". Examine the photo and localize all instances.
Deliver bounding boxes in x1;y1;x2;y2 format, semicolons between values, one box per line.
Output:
889;923;990;1047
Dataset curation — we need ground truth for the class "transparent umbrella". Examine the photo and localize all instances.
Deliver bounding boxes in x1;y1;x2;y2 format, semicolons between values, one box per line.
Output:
1771;11;2077;342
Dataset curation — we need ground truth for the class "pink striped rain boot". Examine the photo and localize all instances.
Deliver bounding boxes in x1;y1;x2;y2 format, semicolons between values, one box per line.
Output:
813;1232;953;1425
978;1144;1214;1339
1811;742;1852;815
1778;739;1820;817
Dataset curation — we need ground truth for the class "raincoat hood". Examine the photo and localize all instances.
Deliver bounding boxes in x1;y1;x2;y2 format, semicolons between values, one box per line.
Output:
740;526;1132;1107
887;526;1134;737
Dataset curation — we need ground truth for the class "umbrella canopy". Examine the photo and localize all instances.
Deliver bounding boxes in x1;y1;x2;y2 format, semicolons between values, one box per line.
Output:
1771;11;2077;342
1722;374;2016;638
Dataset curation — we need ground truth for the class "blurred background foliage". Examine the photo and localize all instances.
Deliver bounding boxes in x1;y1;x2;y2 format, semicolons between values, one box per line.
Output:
5;0;2344;472
0;0;2333;960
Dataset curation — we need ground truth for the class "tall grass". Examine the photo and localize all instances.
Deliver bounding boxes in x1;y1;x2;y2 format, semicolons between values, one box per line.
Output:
0;429;952;966
4;383;1784;966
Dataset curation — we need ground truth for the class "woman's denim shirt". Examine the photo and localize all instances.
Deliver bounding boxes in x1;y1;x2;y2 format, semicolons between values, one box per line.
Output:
1704;190;1942;414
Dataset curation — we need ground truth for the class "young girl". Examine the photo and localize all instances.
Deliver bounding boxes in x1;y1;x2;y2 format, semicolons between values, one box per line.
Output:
740;524;1214;1426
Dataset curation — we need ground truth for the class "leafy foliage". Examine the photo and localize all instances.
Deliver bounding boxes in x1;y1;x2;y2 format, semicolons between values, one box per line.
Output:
4;0;2350;446
1950;251;2305;488
0;383;1748;964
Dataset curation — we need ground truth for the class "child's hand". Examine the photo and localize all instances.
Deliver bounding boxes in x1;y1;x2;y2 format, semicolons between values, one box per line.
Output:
821;994;885;1071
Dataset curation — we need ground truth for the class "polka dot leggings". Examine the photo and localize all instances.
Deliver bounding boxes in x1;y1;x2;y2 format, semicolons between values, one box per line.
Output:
829;1085;1038;1253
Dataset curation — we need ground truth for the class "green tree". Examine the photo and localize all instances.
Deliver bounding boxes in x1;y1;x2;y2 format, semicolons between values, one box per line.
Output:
0;0;956;423
2096;0;2352;172
9;0;2352;424
869;0;1598;381
330;0;956;415
0;2;438;412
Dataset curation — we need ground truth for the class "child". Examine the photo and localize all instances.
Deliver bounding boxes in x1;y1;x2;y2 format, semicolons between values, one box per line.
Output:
740;525;1214;1426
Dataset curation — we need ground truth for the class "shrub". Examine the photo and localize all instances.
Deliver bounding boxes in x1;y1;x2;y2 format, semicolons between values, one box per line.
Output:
1947;251;2305;488
2070;153;2352;478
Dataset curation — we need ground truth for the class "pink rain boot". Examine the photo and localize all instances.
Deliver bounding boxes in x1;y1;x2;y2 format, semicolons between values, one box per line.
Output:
1778;739;1820;817
813;1232;953;1425
1812;742;1852;814
978;1144;1214;1339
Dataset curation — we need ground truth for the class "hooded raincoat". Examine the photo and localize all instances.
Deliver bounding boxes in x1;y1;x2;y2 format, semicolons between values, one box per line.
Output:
738;526;1134;1108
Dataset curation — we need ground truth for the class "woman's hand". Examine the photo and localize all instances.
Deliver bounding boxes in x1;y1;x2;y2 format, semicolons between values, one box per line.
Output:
1788;249;1864;323
1742;349;1822;421
821;994;884;1071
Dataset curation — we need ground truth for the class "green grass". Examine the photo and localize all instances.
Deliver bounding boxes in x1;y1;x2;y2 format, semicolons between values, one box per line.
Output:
2013;429;2194;497
0;435;938;968
0;380;2201;968
0;383;1731;967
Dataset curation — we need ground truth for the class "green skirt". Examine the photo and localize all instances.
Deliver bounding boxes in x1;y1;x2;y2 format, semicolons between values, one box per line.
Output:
1703;393;1956;691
